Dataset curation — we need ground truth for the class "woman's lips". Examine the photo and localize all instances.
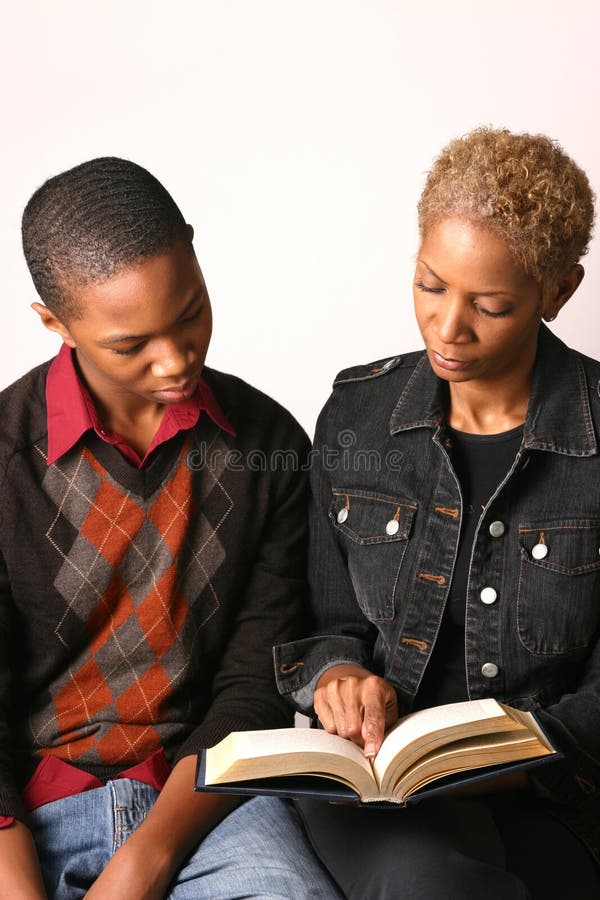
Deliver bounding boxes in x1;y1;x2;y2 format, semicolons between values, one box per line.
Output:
431;350;471;372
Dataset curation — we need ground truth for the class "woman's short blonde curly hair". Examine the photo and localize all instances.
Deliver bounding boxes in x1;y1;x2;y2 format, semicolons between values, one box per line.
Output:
418;127;595;287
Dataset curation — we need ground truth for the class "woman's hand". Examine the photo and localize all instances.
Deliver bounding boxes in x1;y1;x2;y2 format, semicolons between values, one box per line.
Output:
314;664;398;758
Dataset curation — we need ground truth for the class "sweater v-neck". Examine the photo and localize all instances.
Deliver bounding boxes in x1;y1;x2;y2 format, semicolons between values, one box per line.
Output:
82;430;190;501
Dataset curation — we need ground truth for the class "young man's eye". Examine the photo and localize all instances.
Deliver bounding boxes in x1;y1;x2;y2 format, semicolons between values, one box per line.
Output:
182;306;203;324
415;280;444;294
112;343;144;356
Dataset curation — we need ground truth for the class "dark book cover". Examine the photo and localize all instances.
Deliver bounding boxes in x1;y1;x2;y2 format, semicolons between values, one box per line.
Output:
195;744;561;809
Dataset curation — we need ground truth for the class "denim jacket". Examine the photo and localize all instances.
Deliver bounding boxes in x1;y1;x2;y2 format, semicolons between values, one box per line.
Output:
275;325;600;863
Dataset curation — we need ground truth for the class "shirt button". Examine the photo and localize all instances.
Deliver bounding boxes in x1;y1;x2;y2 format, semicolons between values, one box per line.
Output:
385;519;400;536
481;662;499;678
489;520;505;538
480;587;498;605
337;508;349;524
532;543;548;560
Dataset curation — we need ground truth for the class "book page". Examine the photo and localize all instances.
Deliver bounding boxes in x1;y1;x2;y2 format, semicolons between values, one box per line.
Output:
499;705;554;751
374;699;519;791
392;729;553;800
205;727;378;799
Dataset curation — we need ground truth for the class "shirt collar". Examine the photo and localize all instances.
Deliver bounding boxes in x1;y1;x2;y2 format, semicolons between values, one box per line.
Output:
389;325;597;457
46;343;236;467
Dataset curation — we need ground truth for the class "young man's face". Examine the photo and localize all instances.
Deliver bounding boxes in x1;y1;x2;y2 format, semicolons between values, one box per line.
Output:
36;239;213;412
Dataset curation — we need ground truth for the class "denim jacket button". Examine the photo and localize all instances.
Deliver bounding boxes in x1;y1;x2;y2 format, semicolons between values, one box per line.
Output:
532;543;549;560
481;662;499;678
337;508;349;524
489;520;505;538
386;519;400;536
480;587;498;605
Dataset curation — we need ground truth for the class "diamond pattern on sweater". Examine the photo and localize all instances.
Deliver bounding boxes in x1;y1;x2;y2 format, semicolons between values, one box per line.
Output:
33;435;233;765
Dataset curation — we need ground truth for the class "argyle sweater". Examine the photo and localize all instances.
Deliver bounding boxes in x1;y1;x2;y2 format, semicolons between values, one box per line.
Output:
0;360;309;821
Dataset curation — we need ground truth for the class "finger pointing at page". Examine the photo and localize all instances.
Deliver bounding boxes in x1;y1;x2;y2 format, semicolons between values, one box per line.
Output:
362;680;398;758
314;664;398;757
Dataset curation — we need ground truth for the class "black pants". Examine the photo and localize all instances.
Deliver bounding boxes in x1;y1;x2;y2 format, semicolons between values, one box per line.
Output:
296;792;600;900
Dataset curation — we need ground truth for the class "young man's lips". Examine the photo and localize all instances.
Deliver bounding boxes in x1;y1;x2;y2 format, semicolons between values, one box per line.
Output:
431;350;471;371
153;377;198;400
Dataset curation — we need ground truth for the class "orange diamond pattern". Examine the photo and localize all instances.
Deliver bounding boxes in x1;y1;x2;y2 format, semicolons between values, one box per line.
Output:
47;442;200;766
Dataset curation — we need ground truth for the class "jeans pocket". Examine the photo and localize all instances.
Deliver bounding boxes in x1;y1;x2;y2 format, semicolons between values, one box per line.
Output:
330;487;417;621
517;519;600;654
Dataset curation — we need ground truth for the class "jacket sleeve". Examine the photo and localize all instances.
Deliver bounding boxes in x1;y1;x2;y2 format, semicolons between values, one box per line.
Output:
529;640;600;808
275;392;379;713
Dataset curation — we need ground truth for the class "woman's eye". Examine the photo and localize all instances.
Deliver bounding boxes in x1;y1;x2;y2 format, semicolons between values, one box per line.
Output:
415;280;444;294
477;306;511;319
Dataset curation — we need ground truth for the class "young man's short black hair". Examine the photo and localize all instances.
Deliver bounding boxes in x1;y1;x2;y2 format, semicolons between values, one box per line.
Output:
22;157;190;321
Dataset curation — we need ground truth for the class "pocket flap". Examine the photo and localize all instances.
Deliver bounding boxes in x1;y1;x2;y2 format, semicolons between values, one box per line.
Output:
330;488;417;545
519;519;600;575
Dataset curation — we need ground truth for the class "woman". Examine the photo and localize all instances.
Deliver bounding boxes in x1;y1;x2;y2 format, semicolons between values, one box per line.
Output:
275;128;600;899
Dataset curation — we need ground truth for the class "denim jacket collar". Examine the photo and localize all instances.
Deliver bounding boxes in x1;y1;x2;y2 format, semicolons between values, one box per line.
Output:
389;324;597;458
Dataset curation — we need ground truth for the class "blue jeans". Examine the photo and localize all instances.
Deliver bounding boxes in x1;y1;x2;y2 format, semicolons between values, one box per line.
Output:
28;779;343;899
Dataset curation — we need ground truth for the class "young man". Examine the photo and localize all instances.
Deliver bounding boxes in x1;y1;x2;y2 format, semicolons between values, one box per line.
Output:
0;158;340;899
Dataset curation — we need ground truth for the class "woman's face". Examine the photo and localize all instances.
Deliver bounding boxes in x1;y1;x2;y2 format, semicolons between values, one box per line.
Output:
413;217;548;389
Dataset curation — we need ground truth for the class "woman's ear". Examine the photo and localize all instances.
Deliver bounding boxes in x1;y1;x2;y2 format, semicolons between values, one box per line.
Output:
542;264;584;322
31;302;77;348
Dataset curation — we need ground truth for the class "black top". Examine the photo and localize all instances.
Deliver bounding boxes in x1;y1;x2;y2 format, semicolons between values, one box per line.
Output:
415;424;523;709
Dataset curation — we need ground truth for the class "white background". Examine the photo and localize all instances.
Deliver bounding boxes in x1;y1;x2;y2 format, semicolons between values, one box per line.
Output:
1;0;599;435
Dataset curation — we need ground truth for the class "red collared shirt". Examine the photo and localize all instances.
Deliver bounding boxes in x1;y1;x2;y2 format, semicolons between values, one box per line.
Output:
46;342;235;467
0;344;235;827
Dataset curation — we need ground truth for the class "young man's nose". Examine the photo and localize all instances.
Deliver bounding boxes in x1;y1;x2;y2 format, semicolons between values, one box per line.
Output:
151;341;191;378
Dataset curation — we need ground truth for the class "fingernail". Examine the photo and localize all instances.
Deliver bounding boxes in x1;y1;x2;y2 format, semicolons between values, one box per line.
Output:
364;743;377;758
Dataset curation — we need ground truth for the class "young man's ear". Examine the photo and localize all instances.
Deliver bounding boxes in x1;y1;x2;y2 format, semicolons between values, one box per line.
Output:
186;223;194;242
31;302;77;348
542;264;585;322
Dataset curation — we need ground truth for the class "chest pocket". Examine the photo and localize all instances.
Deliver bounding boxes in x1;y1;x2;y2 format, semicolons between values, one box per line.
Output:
330;488;417;621
517;519;600;655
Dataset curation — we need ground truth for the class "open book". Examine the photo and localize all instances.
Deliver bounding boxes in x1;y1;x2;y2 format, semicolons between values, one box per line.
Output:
196;699;557;806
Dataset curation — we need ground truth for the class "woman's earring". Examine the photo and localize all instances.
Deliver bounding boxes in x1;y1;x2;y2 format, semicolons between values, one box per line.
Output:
547;313;557;321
